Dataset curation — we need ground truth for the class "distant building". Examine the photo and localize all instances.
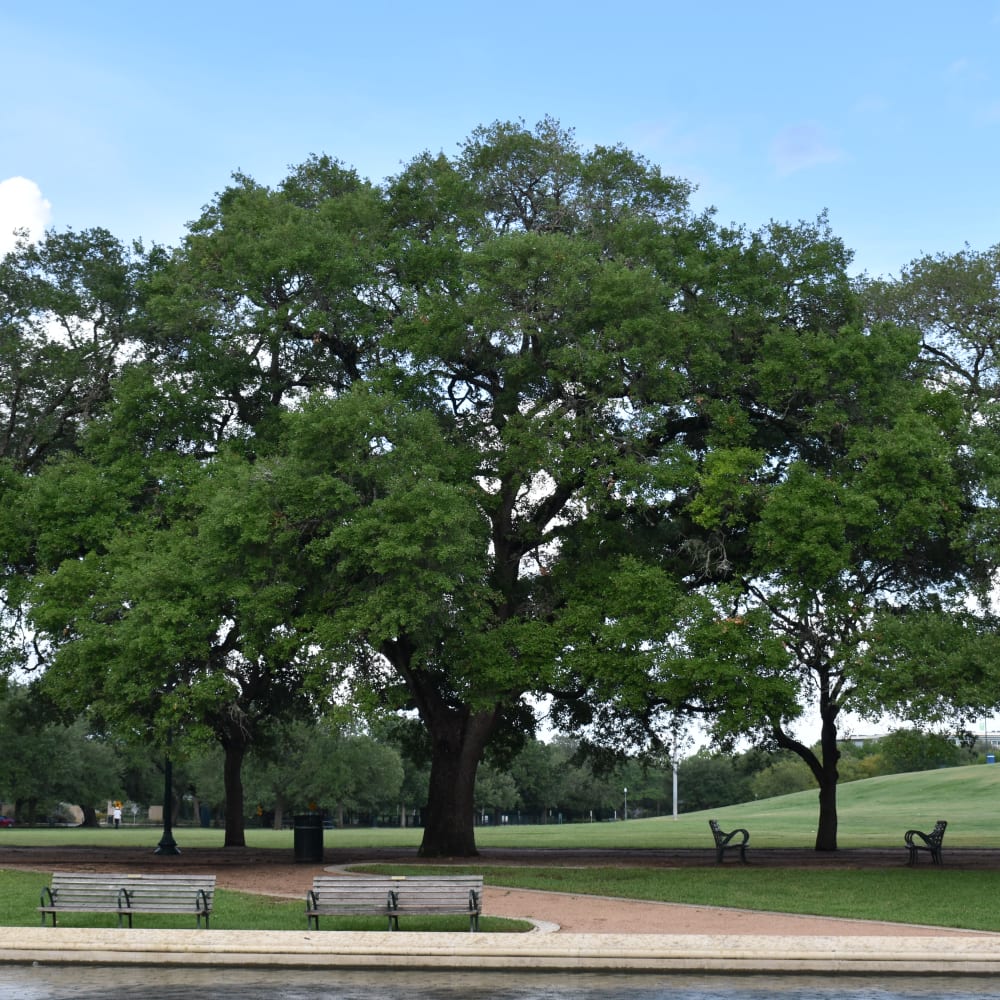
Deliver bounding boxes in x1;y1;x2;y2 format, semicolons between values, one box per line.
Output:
838;733;888;748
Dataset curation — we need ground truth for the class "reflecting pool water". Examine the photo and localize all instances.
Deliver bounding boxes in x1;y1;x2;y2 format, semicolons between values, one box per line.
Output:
3;968;1000;1000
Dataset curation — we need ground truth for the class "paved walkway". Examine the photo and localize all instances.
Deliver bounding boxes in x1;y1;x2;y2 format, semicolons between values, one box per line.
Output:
2;926;1000;974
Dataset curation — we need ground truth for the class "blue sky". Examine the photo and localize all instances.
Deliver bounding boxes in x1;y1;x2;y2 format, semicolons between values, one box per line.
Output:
2;2;999;278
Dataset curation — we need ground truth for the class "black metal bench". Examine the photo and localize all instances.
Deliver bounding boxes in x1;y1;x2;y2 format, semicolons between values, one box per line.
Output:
709;819;749;863
39;871;216;928
905;819;947;865
306;874;483;931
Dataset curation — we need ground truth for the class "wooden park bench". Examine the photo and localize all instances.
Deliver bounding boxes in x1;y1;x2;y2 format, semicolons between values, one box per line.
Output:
709;819;749;864
388;874;483;931
306;874;484;931
39;872;216;928
306;875;399;930
905;819;947;865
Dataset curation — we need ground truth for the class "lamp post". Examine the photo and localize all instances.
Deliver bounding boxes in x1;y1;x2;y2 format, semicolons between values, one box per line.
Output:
154;728;180;855
623;786;628;821
672;758;679;820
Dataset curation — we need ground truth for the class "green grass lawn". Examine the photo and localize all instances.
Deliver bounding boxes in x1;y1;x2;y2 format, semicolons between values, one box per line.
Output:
0;870;527;933
5;862;995;932
352;863;1000;932
2;766;999;931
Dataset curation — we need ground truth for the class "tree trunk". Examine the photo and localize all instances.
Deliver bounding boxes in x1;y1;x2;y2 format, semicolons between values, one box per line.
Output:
813;709;841;851
222;739;247;848
80;804;99;827
772;691;841;852
383;638;502;858
418;709;497;858
815;773;838;851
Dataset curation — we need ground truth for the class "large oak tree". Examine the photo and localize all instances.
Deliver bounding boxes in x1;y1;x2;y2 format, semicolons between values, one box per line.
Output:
10;123;995;859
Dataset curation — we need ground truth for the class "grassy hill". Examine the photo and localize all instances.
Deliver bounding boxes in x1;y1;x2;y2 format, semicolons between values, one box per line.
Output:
692;762;1000;848
470;763;1000;850
2;764;998;851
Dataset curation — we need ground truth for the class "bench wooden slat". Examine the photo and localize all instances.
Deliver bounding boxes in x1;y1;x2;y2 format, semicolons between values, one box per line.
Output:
388;876;483;931
40;872;216;928
306;876;398;930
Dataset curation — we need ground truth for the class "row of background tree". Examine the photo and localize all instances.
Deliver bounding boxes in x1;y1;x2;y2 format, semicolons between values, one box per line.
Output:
4;118;1000;855
0;681;982;828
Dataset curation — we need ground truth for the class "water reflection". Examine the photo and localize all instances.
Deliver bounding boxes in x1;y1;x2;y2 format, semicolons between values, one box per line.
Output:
3;968;1000;1000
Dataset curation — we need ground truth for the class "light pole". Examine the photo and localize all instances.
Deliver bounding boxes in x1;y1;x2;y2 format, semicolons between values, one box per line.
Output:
672;758;679;820
154;727;180;855
623;786;628;821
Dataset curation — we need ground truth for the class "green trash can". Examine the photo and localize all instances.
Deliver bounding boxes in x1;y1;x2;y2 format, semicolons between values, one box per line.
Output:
293;813;323;863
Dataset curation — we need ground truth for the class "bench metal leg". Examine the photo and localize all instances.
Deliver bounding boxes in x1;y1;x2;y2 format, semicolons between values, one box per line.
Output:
715;845;748;864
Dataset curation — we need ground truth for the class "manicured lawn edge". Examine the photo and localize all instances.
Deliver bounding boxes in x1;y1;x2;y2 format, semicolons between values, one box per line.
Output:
351;863;1000;933
0;870;530;932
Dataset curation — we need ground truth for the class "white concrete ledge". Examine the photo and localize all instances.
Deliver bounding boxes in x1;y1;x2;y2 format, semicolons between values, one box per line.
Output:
1;928;999;974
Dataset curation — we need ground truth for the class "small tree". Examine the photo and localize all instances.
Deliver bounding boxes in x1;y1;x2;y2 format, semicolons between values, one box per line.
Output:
750;756;816;800
677;752;755;812
876;728;974;774
25;445;320;846
474;764;519;824
0;685;121;825
554;266;980;849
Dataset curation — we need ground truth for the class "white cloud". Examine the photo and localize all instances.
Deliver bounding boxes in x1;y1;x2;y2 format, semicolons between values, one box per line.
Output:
0;177;52;255
852;94;890;115
769;123;844;177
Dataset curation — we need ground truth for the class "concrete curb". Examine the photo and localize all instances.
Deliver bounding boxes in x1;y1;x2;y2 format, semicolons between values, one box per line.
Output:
2;928;999;974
